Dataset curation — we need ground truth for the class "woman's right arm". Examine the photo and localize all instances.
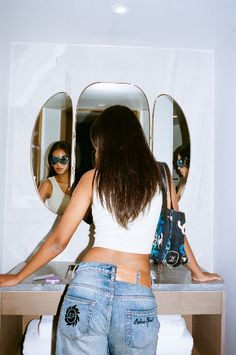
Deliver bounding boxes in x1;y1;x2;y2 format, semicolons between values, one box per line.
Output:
0;170;95;287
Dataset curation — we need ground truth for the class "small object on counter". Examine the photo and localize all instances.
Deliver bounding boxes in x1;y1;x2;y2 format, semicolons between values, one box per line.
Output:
33;274;55;281
45;276;60;284
65;264;77;283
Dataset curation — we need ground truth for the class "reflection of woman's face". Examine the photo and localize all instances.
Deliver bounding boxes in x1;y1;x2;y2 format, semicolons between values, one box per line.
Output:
51;149;70;175
177;154;189;179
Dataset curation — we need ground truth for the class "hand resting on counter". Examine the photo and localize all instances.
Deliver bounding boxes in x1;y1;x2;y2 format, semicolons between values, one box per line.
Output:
0;273;21;287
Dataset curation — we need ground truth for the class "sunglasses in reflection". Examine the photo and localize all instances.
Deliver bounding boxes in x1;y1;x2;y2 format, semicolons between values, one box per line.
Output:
50;155;70;165
176;159;185;168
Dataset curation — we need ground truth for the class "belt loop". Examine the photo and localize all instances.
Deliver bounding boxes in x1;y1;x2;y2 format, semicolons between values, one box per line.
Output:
111;265;116;282
136;271;141;284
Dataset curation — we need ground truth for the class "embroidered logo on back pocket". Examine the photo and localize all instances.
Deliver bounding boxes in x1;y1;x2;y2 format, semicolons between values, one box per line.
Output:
59;295;96;340
65;305;80;326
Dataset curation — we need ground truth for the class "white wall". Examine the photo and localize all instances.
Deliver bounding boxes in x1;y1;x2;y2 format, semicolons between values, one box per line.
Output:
215;29;236;354
2;43;214;274
0;41;11;272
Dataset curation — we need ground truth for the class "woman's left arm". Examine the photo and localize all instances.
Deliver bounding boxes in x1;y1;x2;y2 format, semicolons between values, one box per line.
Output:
184;236;222;281
170;175;222;282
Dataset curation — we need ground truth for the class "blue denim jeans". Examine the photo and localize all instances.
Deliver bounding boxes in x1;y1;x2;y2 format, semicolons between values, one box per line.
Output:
56;262;159;354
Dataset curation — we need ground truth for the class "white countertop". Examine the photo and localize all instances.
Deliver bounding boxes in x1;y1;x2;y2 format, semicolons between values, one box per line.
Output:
0;261;225;292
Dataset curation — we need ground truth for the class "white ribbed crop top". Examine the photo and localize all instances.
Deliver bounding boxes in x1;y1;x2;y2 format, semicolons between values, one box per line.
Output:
92;188;162;254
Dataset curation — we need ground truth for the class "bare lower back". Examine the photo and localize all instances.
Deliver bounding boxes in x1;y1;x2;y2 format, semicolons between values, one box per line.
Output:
81;247;150;273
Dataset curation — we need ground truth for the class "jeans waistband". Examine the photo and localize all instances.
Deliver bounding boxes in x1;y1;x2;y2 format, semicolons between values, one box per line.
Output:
75;261;151;288
76;261;116;272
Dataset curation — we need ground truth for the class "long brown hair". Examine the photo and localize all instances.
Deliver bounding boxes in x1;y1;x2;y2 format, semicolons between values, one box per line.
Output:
90;105;162;228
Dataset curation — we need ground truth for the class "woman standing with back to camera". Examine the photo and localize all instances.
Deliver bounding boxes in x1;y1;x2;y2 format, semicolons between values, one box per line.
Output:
0;105;221;354
0;106;163;354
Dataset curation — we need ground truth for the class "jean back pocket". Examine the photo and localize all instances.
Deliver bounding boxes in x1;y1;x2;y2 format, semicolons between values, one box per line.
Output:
126;306;159;349
58;295;96;340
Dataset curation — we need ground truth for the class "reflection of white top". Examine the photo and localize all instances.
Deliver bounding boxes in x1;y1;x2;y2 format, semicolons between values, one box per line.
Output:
46;176;70;215
92;188;162;254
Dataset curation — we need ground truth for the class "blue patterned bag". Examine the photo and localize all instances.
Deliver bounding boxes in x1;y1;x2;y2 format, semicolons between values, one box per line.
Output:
151;162;188;267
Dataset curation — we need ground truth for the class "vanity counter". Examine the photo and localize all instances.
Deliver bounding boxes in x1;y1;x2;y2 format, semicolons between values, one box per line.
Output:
0;261;225;355
0;260;225;292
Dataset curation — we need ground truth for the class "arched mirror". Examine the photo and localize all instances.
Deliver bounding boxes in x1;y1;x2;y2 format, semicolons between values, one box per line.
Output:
31;92;73;214
152;94;190;201
74;82;149;224
75;82;150;185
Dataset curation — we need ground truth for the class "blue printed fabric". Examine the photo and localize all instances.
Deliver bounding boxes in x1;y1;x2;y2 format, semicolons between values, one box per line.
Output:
151;208;188;267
